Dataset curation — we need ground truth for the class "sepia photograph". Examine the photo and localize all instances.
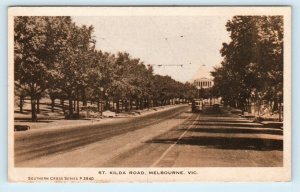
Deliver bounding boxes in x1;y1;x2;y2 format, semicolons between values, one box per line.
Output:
8;7;291;182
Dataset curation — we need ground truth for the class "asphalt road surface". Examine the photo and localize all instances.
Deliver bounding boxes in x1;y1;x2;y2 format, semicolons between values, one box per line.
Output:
14;105;283;167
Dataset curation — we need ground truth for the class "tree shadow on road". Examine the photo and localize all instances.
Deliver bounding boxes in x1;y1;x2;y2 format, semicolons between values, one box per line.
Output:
14;118;55;123
177;127;283;135
147;136;283;151
186;118;282;129
188;119;250;123
191;122;264;128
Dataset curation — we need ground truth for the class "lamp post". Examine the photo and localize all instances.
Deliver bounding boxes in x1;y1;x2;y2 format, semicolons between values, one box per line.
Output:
257;92;263;117
250;90;256;114
100;87;104;116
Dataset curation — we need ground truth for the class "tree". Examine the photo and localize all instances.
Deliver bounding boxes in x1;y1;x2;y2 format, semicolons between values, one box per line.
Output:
50;22;95;118
212;16;283;112
14;16;50;121
87;50;114;112
15;16;196;120
14;80;29;113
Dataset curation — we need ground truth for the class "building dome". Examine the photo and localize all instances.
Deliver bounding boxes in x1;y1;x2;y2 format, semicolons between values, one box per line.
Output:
193;77;213;89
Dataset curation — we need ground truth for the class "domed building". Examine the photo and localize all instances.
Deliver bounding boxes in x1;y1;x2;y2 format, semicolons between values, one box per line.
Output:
193;77;214;89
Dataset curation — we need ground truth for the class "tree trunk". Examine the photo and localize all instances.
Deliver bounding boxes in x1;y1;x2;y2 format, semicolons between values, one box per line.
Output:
73;99;76;112
125;100;129;112
97;98;100;112
141;99;144;109
136;99;139;110
36;98;40;114
139;99;143;110
278;101;282;121
82;88;87;107
129;99;132;110
31;96;37;122
121;100;124;112
76;99;80;114
51;98;55;112
112;98;115;111
105;99;109;110
116;99;120;113
61;99;65;113
273;98;278;112
154;100;157;107
68;99;73;117
100;99;103;116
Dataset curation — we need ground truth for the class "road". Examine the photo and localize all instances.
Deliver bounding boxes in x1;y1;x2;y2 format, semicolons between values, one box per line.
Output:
14;105;283;167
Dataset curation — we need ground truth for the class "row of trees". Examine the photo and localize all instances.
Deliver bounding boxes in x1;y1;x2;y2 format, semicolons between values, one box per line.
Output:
211;16;284;114
14;16;197;121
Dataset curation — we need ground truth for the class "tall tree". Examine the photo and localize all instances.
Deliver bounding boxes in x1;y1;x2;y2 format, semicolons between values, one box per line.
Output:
14;16;50;121
51;22;95;118
212;16;283;111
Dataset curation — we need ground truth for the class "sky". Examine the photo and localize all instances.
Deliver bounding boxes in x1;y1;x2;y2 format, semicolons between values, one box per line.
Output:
72;16;232;83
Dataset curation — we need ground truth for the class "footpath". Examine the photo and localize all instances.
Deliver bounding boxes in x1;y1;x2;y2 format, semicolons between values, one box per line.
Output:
227;107;283;129
13;104;186;132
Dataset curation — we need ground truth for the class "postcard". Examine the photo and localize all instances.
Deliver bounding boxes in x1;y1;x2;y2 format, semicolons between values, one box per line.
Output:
8;6;291;182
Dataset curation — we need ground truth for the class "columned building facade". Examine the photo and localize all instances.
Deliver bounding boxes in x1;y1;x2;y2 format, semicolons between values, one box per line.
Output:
193;77;214;89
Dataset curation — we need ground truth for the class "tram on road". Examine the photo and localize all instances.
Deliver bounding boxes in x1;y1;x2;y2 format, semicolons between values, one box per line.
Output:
191;99;203;112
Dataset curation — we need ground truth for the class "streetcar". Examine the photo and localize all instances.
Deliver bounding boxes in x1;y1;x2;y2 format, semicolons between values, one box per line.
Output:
191;99;203;112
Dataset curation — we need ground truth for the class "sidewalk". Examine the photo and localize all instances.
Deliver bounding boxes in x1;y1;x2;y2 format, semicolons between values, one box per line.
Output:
13;104;186;132
226;107;283;129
